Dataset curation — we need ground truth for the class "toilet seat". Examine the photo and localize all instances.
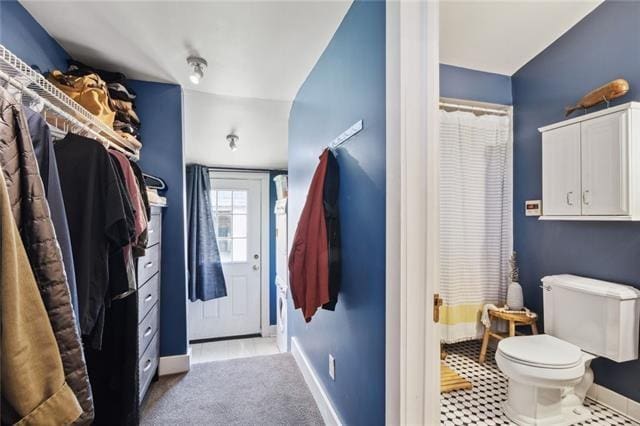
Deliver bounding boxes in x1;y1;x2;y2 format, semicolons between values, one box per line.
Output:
498;334;582;369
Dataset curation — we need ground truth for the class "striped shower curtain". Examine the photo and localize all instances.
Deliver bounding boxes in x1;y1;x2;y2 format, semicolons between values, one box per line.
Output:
439;109;512;343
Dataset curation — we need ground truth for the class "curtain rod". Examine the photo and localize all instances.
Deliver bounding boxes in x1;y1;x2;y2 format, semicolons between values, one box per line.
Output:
439;101;509;116
206;166;287;173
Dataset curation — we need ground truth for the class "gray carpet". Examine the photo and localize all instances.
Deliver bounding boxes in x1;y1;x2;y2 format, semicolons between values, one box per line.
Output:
141;353;324;425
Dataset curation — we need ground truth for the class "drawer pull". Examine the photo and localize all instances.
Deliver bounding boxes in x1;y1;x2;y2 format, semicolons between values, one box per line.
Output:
144;261;153;269
144;294;153;302
143;359;152;372
148;228;155;234
144;326;152;337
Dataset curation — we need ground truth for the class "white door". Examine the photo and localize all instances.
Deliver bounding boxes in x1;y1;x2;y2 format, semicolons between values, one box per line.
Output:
189;176;263;340
542;123;582;215
581;111;629;216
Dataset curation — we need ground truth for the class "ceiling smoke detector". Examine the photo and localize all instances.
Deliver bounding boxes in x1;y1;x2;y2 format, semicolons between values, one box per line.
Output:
227;134;239;151
187;56;208;85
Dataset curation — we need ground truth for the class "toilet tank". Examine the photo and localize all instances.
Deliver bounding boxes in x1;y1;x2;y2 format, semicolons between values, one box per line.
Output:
542;274;640;362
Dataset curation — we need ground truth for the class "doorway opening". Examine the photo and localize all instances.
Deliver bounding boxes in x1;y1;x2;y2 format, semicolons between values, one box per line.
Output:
188;170;276;363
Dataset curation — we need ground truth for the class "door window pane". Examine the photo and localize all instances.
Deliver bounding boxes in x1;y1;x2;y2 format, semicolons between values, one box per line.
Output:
216;215;232;238
233;214;247;238
210;187;251;264
210;190;217;212
233;191;248;214
217;191;232;212
233;238;247;262
217;238;232;263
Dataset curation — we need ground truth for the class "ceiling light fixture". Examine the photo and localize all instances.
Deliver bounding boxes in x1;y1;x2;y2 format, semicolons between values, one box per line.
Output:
187;56;208;85
227;134;239;151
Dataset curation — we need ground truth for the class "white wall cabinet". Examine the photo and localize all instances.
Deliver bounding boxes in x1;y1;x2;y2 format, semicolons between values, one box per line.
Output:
539;102;639;221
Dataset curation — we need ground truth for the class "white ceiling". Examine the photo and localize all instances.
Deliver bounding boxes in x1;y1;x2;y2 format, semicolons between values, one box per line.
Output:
184;90;289;169
21;0;351;101
440;0;603;76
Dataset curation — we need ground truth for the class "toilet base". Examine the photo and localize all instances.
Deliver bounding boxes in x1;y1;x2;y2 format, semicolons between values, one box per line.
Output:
502;379;592;426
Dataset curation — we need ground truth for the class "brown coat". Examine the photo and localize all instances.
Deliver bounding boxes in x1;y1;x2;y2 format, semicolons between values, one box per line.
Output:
288;150;330;322
0;164;82;425
0;87;94;423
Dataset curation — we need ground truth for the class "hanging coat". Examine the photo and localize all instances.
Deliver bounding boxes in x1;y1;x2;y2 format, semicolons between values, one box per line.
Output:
0;87;94;423
0;164;83;426
289;150;331;322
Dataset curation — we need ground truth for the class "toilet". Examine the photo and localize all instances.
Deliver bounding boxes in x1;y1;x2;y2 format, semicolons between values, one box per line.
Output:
496;274;640;425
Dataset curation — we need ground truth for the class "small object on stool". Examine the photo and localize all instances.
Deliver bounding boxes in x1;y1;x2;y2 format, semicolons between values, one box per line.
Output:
479;308;538;364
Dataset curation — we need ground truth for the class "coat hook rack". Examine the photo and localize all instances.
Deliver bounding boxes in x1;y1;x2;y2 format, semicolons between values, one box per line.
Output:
329;120;363;153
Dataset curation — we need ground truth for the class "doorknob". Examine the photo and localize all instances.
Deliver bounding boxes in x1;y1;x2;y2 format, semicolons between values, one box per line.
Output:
253;265;260;271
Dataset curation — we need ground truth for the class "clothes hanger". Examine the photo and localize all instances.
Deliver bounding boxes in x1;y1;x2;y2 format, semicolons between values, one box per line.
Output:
143;173;166;191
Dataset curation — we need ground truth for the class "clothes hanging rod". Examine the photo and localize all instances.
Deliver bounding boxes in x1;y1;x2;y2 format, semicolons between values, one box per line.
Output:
0;44;140;160
439;101;509;116
206;166;287;174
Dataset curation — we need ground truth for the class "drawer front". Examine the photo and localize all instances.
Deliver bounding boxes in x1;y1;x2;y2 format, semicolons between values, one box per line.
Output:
147;212;162;247
137;243;160;286
139;333;159;401
138;303;159;355
138;273;160;324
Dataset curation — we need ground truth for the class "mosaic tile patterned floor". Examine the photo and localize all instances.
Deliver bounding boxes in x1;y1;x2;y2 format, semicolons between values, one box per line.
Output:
441;340;638;425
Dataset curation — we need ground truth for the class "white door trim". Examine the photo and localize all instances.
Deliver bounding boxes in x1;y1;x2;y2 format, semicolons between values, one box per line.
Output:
208;170;271;338
386;1;440;425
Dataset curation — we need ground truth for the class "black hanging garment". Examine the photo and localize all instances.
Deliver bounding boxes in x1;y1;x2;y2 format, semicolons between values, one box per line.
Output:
55;133;139;425
322;150;341;311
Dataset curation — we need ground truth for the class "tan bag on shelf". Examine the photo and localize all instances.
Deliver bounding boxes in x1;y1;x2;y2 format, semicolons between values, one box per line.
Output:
48;70;116;128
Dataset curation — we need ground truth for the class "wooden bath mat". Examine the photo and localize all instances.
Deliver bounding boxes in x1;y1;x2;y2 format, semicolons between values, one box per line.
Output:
440;362;472;393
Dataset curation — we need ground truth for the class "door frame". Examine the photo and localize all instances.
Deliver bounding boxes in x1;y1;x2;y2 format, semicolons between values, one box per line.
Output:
208;170;272;338
385;1;440;424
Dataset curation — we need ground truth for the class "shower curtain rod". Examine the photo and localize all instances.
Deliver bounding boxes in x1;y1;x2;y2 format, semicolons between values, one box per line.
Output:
439;101;509;116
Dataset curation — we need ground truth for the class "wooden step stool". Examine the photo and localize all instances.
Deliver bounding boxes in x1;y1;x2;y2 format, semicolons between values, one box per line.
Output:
479;308;538;364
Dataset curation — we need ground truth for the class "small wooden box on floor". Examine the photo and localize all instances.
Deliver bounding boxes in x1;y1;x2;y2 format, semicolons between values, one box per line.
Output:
479;309;538;364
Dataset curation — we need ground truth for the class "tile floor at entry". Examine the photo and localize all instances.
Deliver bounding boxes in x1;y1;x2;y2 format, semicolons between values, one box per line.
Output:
190;336;280;364
442;340;638;426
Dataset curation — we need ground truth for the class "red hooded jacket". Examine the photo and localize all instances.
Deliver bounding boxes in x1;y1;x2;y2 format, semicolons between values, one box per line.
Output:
289;150;330;322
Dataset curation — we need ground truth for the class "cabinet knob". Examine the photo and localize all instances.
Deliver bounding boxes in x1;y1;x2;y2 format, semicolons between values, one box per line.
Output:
583;190;591;205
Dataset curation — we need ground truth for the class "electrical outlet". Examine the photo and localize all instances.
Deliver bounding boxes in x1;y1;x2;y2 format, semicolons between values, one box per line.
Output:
329;354;336;380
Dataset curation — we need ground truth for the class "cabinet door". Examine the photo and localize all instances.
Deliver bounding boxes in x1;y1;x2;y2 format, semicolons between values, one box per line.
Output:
542;123;582;215
581;111;629;215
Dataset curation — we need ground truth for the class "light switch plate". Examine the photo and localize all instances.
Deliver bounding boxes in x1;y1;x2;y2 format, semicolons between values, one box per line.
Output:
329;354;335;380
525;200;542;216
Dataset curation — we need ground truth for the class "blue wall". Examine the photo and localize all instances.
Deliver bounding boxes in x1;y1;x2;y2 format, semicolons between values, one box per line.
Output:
130;80;187;357
288;1;386;424
512;0;640;402
0;0;189;358
0;0;69;72
440;64;512;105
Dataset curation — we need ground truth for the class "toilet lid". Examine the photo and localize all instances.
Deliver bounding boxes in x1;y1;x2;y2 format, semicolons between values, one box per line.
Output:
498;334;583;369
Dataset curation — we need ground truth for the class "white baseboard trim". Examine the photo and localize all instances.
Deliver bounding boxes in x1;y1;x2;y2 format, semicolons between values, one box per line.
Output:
291;337;342;426
262;324;277;337
158;347;191;376
587;383;640;422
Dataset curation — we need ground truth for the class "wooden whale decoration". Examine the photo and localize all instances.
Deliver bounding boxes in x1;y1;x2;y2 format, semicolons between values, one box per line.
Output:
565;78;629;117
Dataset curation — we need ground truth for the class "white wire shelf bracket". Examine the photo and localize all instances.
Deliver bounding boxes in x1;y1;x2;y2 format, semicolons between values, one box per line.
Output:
0;44;140;159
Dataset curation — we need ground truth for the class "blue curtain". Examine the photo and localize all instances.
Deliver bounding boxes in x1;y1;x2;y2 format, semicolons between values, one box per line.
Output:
186;164;227;301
